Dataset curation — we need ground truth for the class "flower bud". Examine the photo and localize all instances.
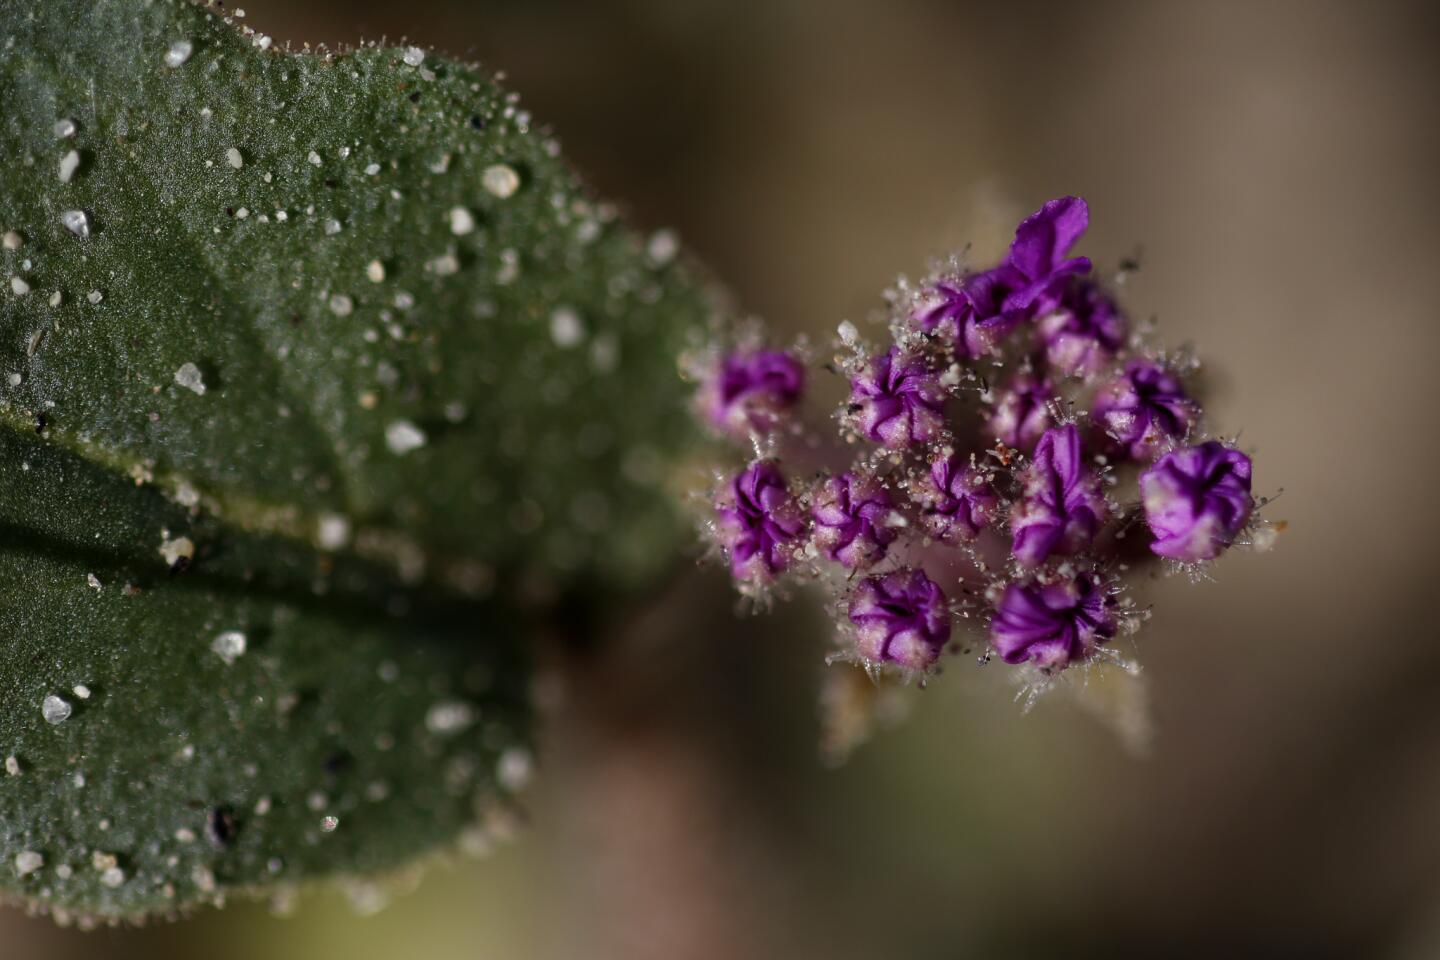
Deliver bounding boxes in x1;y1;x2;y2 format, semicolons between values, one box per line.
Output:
914;455;998;544
698;349;804;439
1093;359;1198;461
1140;441;1254;562
714;461;806;583
848;568;950;671
848;347;946;449
911;267;1024;359
1035;278;1125;377
1010;424;1108;566
812;472;898;569
990;571;1117;671
988;369;1054;451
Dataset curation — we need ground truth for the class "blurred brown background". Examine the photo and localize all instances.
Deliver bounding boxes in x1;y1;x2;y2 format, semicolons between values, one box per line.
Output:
8;0;1439;957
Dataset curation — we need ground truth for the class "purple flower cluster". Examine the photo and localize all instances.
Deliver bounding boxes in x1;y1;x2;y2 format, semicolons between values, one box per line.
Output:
698;197;1270;688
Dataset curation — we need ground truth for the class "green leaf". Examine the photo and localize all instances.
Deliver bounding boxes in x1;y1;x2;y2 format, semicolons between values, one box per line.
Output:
0;0;716;921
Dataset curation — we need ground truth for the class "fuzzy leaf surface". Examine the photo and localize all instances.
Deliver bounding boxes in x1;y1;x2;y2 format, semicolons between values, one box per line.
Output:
0;0;713;919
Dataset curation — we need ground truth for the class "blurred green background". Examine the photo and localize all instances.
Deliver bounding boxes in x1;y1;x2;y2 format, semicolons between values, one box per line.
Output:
7;0;1439;957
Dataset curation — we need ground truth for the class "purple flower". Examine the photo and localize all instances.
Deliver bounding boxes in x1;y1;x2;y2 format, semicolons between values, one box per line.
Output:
1035;278;1126;377
848;568;951;671
1010;424;1109;567
915;455;999;544
988;370;1054;451
1093;359;1198;461
990;572;1118;671
1140;441;1254;562
1005;196;1094;317
849;347;946;449
714;461;807;583
911;267;1026;359
699;349;805;438
812;472;898;569
911;197;1092;358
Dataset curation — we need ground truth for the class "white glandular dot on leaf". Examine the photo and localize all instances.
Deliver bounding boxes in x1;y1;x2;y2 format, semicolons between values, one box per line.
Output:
385;419;427;455
482;164;520;198
58;150;80;183
549;307;584;347
163;39;192;68
174;363;206;395
211;631;247;665
448;206;475;236
41;695;71;725
60;209;90;238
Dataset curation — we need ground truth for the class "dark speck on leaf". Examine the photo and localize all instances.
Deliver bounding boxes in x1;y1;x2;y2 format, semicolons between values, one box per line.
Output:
206;805;237;850
468;114;485;130
408;92;420;103
322;750;352;776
